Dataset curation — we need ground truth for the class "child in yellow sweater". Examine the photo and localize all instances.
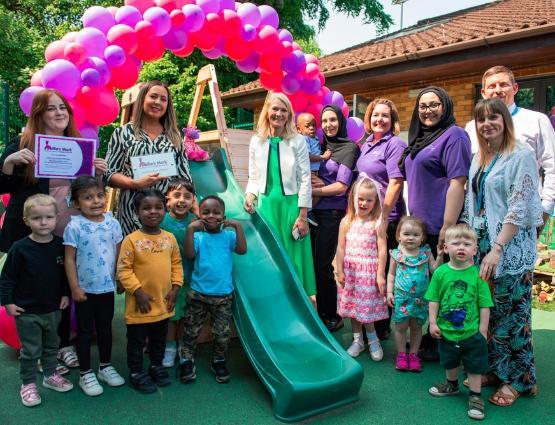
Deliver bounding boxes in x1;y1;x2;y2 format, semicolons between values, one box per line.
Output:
117;189;183;394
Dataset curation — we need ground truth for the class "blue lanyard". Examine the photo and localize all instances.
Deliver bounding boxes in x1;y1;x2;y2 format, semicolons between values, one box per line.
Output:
511;106;519;116
476;153;499;210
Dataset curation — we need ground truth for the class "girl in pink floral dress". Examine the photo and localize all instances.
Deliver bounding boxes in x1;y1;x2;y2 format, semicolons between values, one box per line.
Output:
336;176;388;361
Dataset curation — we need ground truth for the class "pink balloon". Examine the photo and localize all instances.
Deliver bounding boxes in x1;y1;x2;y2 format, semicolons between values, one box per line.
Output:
170;9;186;27
76;27;108;58
104;45;127;67
258;5;279;28
116;5;143;27
292;42;301;51
107;24;138;55
62;32;79;43
124;0;155;14
135;20;156;41
45;40;68;62
197;0;220;15
82;6;116;34
305;63;320;80
30;71;43;87
41;59;82;99
290;92;309;112
107;56;140;89
79;86;120;125
305;54;320;65
136;36;166;61
155;0;179;13
259;53;281;73
143;7;171;36
260;71;283;91
225;37;252;61
347;117;365;142
222;9;242;36
173;37;195;57
107;6;119;17
64;42;87;65
341;102;349;118
68;99;86;128
182;4;205;32
19;86;44;116
0;307;21;349
237;3;260;27
254;26;279;55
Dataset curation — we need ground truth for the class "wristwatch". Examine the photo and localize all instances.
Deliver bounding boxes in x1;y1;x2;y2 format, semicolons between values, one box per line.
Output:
493;241;505;252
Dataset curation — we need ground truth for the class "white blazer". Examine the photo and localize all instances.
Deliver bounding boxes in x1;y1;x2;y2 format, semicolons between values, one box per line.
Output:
245;133;312;208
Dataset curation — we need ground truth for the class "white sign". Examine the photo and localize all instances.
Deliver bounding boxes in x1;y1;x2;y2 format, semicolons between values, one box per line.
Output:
131;152;178;180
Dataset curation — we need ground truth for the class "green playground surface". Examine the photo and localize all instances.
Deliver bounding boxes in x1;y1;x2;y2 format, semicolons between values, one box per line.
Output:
1;301;553;425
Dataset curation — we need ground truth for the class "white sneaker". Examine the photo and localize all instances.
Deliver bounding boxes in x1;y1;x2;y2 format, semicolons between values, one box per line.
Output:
162;347;177;368
98;365;125;387
346;340;365;357
369;341;384;361
79;372;103;396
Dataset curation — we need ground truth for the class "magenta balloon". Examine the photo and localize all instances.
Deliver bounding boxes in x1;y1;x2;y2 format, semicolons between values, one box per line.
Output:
281;50;305;75
90;57;112;85
305;54;319;65
116;5;143;27
45;40;68;62
143;7;171;36
41;59;82;99
278;29;293;43
64;42;87;65
323;90;344;108
104;45;126;67
258;5;279;28
315;127;324;143
19;86;44;116
236;52;259;73
301;77;321;95
197;0;220;14
124;0;155;14
341;102;349;118
237;3;260;27
241;24;257;42
347;117;365;142
76;27;108;58
281;74;301;95
82;6;116;34
81;68;101;87
182;4;205;32
162;28;188;50
30;71;43;87
292;42;301;51
220;0;235;11
78;122;99;148
203;46;223;60
305;63;320;80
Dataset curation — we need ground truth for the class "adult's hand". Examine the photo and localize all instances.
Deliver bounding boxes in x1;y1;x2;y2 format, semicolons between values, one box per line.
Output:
244;193;256;214
479;246;502;281
293;216;309;237
134;172;166;190
2;149;35;174
93;158;108;176
311;174;325;188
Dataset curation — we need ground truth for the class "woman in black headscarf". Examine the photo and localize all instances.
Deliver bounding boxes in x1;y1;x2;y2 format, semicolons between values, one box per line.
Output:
400;86;472;360
310;104;360;332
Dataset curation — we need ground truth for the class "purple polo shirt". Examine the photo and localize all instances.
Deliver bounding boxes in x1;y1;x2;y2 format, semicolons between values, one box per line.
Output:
315;158;355;210
356;132;407;222
404;126;471;235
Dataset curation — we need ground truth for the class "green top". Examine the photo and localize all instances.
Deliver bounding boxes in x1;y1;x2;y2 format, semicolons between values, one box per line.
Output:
160;211;195;282
425;263;493;341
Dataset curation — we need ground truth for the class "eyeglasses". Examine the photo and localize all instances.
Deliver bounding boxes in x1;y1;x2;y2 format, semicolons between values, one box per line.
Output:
418;102;442;112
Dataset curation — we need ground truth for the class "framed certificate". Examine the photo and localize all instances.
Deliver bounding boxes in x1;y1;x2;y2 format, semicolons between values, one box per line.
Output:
130;152;178;180
34;135;96;179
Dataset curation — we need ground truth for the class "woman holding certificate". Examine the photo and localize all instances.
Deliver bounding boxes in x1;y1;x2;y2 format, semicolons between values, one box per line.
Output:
104;81;192;235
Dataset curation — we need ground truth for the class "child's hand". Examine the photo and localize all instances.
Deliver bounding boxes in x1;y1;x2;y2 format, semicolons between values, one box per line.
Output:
244;193;256;214
386;292;395;307
223;219;240;229
188;219;206;232
5;304;25;316
59;296;70;310
116;280;125;294
321;149;332;160
377;275;386;296
335;272;345;286
71;287;87;303
430;323;442;339
134;289;154;314
165;286;179;312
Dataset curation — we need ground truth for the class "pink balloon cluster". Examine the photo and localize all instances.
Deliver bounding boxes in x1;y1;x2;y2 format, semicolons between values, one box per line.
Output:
20;1;363;142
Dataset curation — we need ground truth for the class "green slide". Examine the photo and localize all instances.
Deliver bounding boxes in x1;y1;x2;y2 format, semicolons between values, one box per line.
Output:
190;150;364;423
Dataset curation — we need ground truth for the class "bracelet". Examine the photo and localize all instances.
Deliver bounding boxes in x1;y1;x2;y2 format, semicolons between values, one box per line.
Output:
298;217;308;222
493;241;505;252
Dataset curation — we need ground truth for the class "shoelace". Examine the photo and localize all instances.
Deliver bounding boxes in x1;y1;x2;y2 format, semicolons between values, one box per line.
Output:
21;385;40;400
48;374;68;386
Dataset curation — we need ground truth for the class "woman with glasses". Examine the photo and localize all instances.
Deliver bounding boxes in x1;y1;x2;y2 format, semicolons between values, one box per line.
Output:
399;86;472;361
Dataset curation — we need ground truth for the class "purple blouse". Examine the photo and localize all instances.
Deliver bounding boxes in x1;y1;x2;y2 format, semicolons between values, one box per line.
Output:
356;132;407;222
315;158;354;210
404;126;471;235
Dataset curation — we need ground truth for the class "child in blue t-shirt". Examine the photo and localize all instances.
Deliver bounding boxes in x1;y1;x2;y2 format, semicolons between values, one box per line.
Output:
64;176;125;396
160;178;196;368
178;196;246;384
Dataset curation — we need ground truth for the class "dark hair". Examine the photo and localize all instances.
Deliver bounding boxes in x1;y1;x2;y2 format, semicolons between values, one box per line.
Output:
166;178;195;196
133;188;166;212
199;195;225;212
70;175;105;201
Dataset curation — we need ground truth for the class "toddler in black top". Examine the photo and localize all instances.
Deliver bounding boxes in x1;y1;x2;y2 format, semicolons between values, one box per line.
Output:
0;194;73;407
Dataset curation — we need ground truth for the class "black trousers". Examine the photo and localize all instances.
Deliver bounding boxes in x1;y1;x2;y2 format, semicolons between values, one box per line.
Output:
126;319;168;374
57;303;71;349
310;209;345;321
75;292;114;372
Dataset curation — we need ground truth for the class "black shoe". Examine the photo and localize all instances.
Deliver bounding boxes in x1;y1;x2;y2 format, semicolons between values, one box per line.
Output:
178;359;196;383
376;330;391;341
325;318;344;333
149;365;171;387
130;372;157;394
210;359;230;384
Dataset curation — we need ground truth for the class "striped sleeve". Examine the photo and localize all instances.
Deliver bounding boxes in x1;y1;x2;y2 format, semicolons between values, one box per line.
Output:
104;125;129;183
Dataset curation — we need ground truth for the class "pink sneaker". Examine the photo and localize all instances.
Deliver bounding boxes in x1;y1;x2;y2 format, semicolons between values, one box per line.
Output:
408;353;422;372
43;373;73;392
395;352;409;371
20;383;41;407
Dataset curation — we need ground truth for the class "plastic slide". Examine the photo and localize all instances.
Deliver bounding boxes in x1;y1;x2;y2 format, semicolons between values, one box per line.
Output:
189;150;363;422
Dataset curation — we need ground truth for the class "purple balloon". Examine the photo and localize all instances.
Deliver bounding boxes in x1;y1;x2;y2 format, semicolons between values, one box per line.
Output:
104;45;126;68
323;91;344;108
143;7;171;37
19;86;44;116
301;77;321;95
90;57;111;85
78;122;99;149
162;29;188;51
241;24;257;42
278;29;293;43
41;59;82;99
115;5;142;28
281;50;306;75
281;75;301;95
236;52;259;73
197;0;220;15
82;6;116;35
346;117;365;142
237;3;260;27
76;27;108;58
203;47;224;60
81;68;101;87
182;4;205;32
258;5;279;28
220;0;236;11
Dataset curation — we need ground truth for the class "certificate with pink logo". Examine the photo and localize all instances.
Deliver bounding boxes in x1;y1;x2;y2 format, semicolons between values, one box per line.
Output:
130;152;178;180
34;135;95;179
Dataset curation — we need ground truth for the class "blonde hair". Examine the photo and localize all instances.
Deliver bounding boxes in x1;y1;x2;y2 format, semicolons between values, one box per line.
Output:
364;98;401;135
481;65;515;87
396;216;427;244
23;194;58;218
256;92;297;140
344;177;381;231
474;98;516;167
132;81;181;149
444;224;477;244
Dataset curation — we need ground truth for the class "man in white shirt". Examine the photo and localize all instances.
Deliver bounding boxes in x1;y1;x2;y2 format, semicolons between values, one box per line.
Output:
465;66;555;220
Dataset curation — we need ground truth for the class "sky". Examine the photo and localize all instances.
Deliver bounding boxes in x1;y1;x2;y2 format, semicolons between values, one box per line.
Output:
315;0;494;54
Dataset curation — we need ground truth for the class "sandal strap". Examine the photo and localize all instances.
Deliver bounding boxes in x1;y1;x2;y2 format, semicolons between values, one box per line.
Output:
468;395;485;412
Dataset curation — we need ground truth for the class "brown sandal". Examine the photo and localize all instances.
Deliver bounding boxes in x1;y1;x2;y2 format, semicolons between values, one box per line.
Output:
463;374;499;388
489;384;520;406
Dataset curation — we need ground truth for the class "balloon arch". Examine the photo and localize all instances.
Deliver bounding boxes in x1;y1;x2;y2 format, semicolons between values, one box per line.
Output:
19;0;366;143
